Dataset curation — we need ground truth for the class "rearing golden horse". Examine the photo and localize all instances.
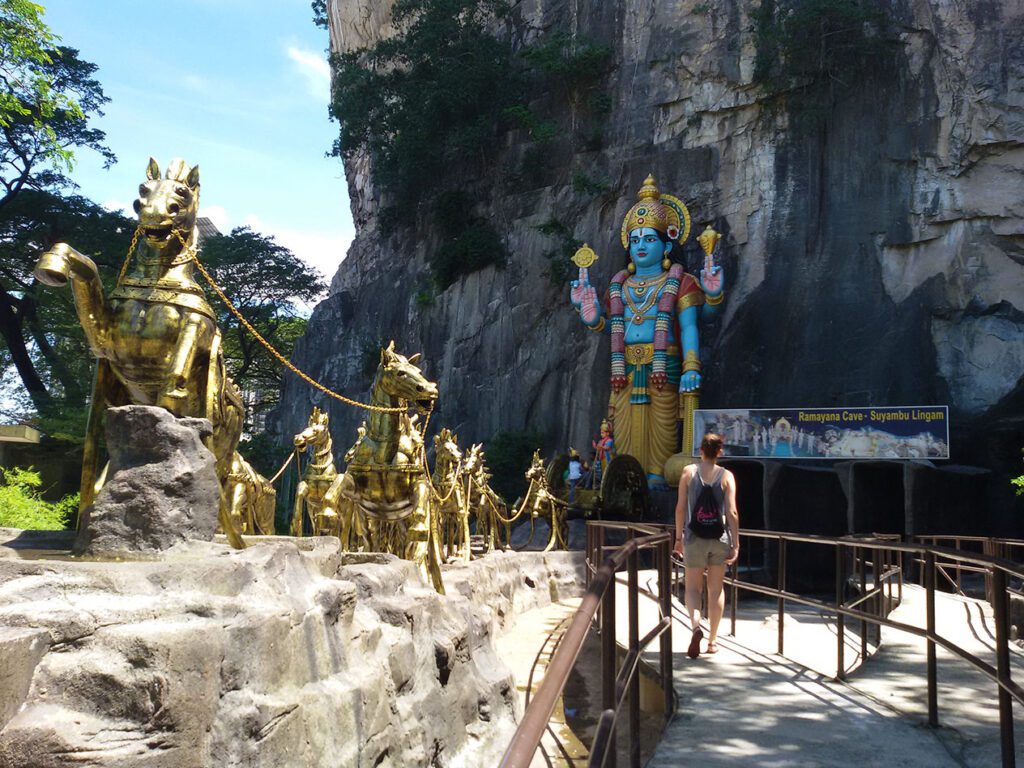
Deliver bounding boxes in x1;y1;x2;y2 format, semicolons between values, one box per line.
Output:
33;157;252;547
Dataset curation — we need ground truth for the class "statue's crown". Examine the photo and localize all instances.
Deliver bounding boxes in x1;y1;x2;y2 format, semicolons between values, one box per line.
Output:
620;174;691;248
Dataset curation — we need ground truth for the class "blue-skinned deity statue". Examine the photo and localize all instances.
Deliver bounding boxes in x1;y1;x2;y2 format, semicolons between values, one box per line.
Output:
570;175;724;485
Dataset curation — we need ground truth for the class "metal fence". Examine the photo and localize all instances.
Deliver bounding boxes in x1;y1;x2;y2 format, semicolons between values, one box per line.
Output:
499;522;674;768
502;525;1024;768
723;531;1024;768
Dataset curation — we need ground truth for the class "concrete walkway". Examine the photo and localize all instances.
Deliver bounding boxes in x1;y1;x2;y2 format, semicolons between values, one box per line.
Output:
497;570;1024;766
637;573;1024;767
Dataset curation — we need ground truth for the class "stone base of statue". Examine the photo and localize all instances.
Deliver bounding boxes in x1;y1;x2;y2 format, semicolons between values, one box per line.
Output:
74;405;220;555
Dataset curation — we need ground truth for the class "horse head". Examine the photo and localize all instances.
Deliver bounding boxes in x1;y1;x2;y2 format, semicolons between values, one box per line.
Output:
377;341;438;412
434;428;462;466
294;406;330;453
135;157;201;253
525;450;545;482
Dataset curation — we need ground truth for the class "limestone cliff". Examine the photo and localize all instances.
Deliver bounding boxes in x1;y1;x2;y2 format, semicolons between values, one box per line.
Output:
275;0;1024;518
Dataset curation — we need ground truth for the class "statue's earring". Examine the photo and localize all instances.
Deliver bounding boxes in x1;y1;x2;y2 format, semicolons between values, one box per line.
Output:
662;257;671;270
627;262;636;274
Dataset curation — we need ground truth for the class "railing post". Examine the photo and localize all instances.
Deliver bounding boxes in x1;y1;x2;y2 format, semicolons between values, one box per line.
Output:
872;548;882;646
602;554;617;768
859;546;868;661
730;560;737;637
658;539;673;723
777;537;786;656
628;546;640;768
992;567;1016;768
836;544;846;680
924;550;938;728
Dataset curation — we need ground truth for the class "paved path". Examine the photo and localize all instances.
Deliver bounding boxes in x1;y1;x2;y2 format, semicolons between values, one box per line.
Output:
640;576;1024;767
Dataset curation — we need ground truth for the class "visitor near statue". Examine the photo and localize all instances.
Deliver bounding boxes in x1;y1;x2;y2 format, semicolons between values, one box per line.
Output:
567;449;582;503
570;175;725;485
674;432;739;658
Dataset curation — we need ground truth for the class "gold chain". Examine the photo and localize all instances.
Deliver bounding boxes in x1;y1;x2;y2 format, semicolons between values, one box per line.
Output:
116;227;145;286
156;229;407;414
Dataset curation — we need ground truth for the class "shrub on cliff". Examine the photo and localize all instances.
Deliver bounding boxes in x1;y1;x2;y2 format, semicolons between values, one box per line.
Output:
752;0;899;126
320;0;613;288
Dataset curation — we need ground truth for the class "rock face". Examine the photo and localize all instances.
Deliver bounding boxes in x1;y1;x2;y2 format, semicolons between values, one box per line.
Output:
0;531;584;767
274;0;1024;521
76;406;220;555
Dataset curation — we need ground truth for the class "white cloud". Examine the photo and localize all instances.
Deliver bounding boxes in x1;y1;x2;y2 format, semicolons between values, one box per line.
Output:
243;213;351;282
287;45;331;103
102;199;133;217
199;204;230;233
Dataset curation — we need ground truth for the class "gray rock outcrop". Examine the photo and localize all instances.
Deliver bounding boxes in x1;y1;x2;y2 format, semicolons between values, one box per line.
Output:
76;405;220;555
0;531;584;767
274;0;1024;522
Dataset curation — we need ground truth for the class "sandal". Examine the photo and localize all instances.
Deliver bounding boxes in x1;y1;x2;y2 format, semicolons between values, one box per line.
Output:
706;641;719;654
687;628;703;659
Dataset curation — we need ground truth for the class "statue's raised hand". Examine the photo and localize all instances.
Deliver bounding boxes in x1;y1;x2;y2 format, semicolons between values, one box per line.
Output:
570;267;601;327
700;250;724;298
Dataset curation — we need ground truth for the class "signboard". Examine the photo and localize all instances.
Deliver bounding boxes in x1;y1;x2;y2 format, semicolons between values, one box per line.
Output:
692;407;949;460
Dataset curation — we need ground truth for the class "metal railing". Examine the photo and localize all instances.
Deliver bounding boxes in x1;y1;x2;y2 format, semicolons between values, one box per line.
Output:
723;530;1024;768
912;535;1024;601
500;522;674;768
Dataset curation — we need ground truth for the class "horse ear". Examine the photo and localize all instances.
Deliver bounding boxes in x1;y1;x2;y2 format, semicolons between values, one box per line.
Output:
407;352;421;365
186;164;200;189
146;157;160;180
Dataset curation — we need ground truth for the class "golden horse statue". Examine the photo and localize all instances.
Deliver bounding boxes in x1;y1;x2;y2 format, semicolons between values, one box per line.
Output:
226;452;276;535
461;443;509;555
291;407;349;540
514;451;569;552
33;157;267;547
432;428;469;563
304;343;443;590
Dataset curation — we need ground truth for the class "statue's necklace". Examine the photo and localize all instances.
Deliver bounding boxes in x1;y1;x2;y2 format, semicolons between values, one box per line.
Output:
625;271;669;297
623;278;663;319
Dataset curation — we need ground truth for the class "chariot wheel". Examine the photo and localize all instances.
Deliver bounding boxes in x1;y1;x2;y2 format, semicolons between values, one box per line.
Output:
599;454;649;520
546;454;570;494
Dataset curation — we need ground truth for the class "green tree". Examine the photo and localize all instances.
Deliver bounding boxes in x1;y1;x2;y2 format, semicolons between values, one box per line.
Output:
0;190;132;428
0;1;114;211
199;227;326;430
0;0;114;427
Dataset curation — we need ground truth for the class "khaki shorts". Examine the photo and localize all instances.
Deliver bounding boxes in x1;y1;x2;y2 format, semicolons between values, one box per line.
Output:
684;536;731;567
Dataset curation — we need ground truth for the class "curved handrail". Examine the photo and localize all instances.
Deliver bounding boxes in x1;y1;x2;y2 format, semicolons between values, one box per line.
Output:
499;526;673;768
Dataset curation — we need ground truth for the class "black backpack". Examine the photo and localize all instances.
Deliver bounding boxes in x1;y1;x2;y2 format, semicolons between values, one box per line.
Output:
688;471;725;539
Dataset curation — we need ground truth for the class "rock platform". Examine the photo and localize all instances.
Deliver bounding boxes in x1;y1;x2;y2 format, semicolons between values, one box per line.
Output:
0;530;584;767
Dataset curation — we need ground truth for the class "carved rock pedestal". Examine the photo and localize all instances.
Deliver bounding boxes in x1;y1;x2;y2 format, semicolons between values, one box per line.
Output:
75;405;220;555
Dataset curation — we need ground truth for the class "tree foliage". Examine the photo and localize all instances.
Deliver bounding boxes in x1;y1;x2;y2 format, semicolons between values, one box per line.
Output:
0;466;77;530
325;0;614;288
486;429;545;504
0;190;132;431
330;0;521;208
752;0;898;126
0;0;115;434
200;227;326;429
0;0;114;211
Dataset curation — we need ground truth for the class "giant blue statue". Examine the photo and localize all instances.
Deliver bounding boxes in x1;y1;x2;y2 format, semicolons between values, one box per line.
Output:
570;175;724;485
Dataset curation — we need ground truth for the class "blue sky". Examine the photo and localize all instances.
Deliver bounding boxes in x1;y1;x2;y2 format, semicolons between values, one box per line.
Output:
39;0;355;281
